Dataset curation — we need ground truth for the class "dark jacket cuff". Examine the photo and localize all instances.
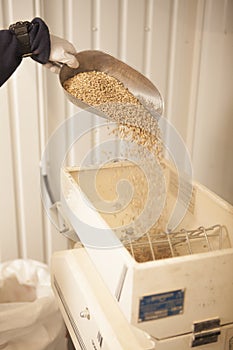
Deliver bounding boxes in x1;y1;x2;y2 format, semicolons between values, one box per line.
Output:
29;17;51;64
0;17;50;87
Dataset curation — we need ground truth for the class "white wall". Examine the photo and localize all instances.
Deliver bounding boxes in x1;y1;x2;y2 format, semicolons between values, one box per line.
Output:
0;0;232;263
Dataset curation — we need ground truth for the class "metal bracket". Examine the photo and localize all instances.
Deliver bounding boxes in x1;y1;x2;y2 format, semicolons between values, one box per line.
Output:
50;202;79;242
192;318;220;347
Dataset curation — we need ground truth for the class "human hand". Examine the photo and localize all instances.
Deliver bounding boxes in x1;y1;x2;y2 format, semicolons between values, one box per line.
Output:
44;35;79;73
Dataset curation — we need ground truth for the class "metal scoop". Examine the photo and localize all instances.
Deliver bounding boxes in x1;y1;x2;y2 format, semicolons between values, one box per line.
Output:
59;50;164;119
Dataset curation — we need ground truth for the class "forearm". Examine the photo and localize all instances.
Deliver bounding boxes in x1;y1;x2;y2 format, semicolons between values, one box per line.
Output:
0;30;22;86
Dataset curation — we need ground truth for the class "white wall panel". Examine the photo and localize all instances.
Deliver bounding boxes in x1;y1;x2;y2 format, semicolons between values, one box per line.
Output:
125;0;145;71
166;0;199;139
0;0;232;263
0;78;18;260
192;0;233;203
98;0;119;55
0;0;48;262
149;0;173;109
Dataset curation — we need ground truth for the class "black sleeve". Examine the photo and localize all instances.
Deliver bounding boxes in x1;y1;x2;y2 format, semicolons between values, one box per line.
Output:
0;17;50;87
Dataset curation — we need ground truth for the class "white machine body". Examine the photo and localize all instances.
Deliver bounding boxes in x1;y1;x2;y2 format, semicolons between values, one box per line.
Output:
51;163;233;349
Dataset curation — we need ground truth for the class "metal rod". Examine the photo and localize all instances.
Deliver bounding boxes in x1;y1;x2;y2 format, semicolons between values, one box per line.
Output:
182;229;193;254
166;232;175;257
129;240;135;259
200;226;212;251
147;232;156;260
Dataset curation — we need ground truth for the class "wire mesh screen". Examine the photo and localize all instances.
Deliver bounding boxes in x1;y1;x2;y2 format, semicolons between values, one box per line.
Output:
124;225;231;263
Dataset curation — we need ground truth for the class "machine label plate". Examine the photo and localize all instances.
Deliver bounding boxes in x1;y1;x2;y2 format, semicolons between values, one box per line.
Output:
138;289;184;322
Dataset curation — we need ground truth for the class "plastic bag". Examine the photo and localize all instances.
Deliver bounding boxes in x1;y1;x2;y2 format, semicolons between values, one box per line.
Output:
0;259;67;350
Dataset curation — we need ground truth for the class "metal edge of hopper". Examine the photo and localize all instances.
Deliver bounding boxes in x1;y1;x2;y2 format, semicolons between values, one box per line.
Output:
59;50;164;119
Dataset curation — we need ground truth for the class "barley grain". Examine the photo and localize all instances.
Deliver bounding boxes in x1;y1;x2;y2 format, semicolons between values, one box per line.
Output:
64;70;168;262
63;71;139;106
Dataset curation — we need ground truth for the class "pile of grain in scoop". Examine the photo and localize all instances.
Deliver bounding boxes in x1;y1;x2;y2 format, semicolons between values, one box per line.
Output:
63;70;168;261
63;70;140;106
63;70;163;158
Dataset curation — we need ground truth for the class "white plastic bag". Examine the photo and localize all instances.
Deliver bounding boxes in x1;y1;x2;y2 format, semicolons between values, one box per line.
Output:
0;259;67;350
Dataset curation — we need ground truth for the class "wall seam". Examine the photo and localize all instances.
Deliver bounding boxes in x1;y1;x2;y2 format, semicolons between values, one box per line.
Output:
142;0;153;78
186;0;206;160
117;0;128;61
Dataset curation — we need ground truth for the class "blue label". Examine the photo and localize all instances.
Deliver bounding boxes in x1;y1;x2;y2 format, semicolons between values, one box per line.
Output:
139;289;185;322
